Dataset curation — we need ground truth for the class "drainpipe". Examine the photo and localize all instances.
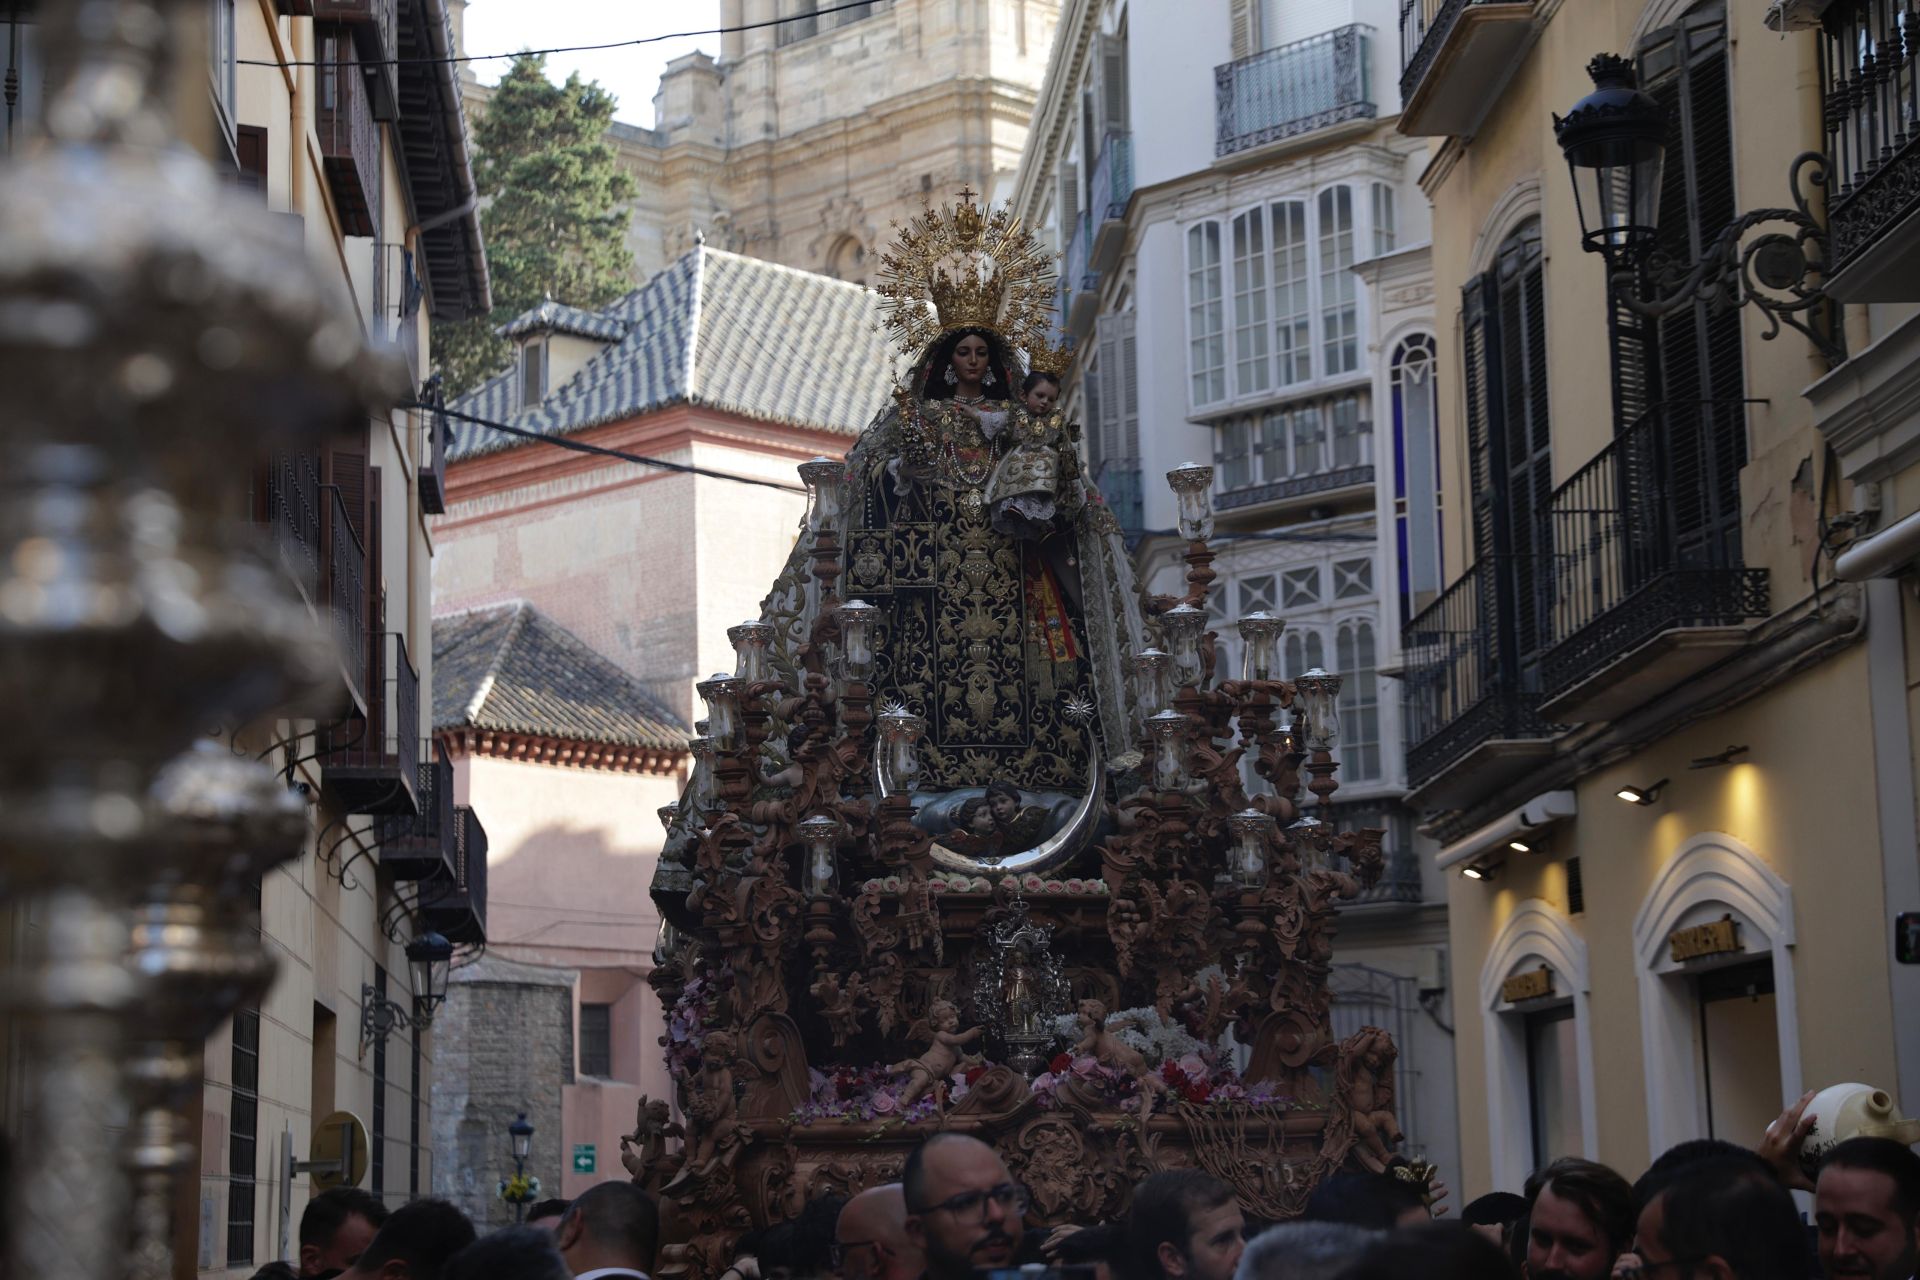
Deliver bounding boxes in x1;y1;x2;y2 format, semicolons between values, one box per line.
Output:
1835;506;1920;581
1864;577;1920;1111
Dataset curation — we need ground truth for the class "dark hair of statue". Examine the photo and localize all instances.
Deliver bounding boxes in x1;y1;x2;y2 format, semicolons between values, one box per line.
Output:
920;327;1017;401
1021;370;1061;396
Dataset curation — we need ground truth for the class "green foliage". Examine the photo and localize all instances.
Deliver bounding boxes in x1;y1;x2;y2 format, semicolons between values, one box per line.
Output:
434;55;636;396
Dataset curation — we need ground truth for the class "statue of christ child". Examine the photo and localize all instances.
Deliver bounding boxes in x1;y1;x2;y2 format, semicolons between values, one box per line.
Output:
982;370;1074;541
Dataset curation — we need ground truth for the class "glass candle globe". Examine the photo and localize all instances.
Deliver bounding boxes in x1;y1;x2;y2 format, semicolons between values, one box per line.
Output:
728;621;776;683
1161;604;1207;690
1166;462;1216;542
1237;611;1285;681
876;706;927;790
1227;808;1277;889
696;674;744;749
1147;709;1191;790
799;457;847;535
837;600;879;679
795;813;841;897
1135;647;1173;715
1292;667;1343;751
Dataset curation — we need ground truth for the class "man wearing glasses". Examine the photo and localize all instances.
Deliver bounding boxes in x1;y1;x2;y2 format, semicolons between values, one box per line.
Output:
902;1134;1029;1280
1623;1156;1811;1280
833;1185;924;1280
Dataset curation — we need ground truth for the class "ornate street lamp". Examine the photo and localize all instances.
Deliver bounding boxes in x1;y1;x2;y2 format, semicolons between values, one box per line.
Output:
406;931;454;1023
1555;52;1843;365
506;1111;536;1222
1554;54;1667;263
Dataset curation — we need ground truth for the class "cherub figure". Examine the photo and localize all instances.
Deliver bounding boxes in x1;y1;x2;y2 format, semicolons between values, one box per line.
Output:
811;971;870;1047
618;1095;684;1188
1071;997;1168;1124
887;998;983;1110
1337;1025;1403;1172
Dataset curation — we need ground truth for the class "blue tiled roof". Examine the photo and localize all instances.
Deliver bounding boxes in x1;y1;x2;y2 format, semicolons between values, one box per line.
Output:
495;298;631;342
449;246;896;460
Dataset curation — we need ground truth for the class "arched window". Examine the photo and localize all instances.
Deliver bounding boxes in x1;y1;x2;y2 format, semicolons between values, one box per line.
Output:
1391;333;1442;625
1186;222;1227;406
1337;619;1378;780
1285;628;1324;679
824;236;867;285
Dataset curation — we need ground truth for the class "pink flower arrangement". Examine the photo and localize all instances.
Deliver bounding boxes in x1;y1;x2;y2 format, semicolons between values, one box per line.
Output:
1027;1051;1297;1114
790;1064;951;1125
664;971;730;1080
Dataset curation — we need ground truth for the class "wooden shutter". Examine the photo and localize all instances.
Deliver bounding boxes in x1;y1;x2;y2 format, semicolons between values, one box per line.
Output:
1099;34;1129;135
236;125;268;198
367;466;385;742
1642;6;1744;570
1231;0;1256;58
1461;272;1502;569
328;444;369;546
1118;311;1140;461
1495;231;1551;662
1095;315;1122;474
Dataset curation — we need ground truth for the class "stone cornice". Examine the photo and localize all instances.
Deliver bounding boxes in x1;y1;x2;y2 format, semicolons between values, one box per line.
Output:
1806;309;1920;482
439;728;686;775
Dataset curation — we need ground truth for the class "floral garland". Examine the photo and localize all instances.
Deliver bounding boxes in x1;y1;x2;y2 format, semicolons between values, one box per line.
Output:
1029;1052;1298;1112
790;1063;995;1125
498;1172;541;1203
665;971;730;1080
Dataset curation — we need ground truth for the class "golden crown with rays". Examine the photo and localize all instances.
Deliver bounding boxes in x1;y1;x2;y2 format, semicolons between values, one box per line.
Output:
874;188;1058;365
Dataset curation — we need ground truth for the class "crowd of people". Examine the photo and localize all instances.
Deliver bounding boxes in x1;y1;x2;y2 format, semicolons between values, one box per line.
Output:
258;1093;1918;1280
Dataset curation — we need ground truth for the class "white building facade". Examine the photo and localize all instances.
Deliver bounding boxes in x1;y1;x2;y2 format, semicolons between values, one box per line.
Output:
1009;0;1458;1190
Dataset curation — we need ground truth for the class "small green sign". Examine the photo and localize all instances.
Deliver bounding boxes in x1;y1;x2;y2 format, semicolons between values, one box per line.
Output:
572;1144;596;1174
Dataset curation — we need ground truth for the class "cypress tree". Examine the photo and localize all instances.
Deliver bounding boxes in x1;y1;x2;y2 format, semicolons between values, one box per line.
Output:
435;55;636;396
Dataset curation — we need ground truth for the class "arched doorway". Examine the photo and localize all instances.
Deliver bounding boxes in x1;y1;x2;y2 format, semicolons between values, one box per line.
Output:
824;235;867;285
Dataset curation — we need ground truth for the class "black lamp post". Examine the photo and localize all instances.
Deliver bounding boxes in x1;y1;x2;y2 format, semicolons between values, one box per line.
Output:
1553;51;1844;366
1554;54;1668;265
508;1111;534;1222
405;930;453;1024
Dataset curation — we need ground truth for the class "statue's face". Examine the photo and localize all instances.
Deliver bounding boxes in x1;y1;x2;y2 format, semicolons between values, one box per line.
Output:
988;790;1019;824
1023;380;1058;414
952;334;991;385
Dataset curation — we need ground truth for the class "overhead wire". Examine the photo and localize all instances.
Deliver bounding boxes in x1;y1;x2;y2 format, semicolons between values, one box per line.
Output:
239;0;890;70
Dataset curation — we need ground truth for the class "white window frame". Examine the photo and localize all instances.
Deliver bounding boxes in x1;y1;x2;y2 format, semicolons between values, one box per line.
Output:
1335;615;1379;780
1186;221;1228;408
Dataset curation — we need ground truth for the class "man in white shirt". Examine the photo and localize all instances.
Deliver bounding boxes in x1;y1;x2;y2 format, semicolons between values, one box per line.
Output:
555;1182;659;1280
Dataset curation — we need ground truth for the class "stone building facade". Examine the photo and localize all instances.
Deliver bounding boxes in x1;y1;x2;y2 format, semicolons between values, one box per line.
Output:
430;958;575;1228
450;0;1061;284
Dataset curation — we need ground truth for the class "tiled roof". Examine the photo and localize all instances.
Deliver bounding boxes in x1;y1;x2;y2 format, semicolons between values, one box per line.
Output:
448;245;896;460
496;298;632;342
432;601;685;751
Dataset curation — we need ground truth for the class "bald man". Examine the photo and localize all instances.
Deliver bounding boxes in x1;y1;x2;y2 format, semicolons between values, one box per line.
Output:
903;1134;1027;1280
834;1185;923;1280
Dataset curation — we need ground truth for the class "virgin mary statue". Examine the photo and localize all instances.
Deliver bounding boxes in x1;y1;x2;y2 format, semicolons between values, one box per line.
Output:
762;194;1146;838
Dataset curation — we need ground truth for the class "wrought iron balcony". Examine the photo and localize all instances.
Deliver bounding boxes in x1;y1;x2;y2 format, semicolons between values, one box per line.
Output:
316;26;380;237
313;0;397;117
1538;401;1769;722
1215;464;1375;512
374;740;456;881
1400;555;1558;801
1089;131;1134;272
1397;0;1536;137
1215;25;1376;158
422;805;488;945
1819;0;1920;300
320;631;421;816
264;451;322;606
325;485;368;712
1063;209;1098;340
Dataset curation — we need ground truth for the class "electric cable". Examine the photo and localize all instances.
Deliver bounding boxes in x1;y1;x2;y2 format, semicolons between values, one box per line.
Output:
240;0;889;70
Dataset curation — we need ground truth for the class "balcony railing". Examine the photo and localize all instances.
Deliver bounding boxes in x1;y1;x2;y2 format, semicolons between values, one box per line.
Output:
1396;0;1535;137
374;740;456;881
320;631;421;816
1820;0;1920;293
316;27;379;237
1215;25;1376;157
313;0;397;116
423;805;489;945
266;452;322;605
1063;209;1098;338
1090;131;1134;223
1400;556;1556;787
325;485;367;711
1539;400;1769;708
1216;464;1375;512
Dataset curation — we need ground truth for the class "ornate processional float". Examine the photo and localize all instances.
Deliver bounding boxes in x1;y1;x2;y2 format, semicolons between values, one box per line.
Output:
632;194;1417;1278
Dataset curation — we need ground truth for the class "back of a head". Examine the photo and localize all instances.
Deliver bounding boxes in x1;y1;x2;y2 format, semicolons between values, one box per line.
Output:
355;1199;476;1280
1652;1157;1810;1280
1459;1192;1528;1230
1236;1220;1381;1280
302;1187;392;1251
1129;1170;1238;1279
1634;1139;1770;1210
1334;1221;1520;1280
1302;1173;1427;1231
1523;1157;1634;1257
249;1264;300;1280
1056;1223;1129;1271
790;1192;849;1275
523;1198;571;1228
1820;1136;1920;1212
563;1181;661;1270
444;1227;570;1280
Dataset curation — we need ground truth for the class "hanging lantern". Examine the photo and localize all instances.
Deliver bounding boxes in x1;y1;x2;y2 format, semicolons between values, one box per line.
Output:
1166;462;1216;542
795;813;842;898
1237;611;1285;681
1554;54;1668;261
1134;647;1173;715
727;621;776;683
1147;709;1191;791
837;600;880;679
1293;667;1343;751
1161;604;1207;689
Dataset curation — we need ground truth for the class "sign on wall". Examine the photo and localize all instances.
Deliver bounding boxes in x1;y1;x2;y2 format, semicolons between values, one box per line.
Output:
573;1144;596;1174
1501;966;1554;1004
1669;914;1742;963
